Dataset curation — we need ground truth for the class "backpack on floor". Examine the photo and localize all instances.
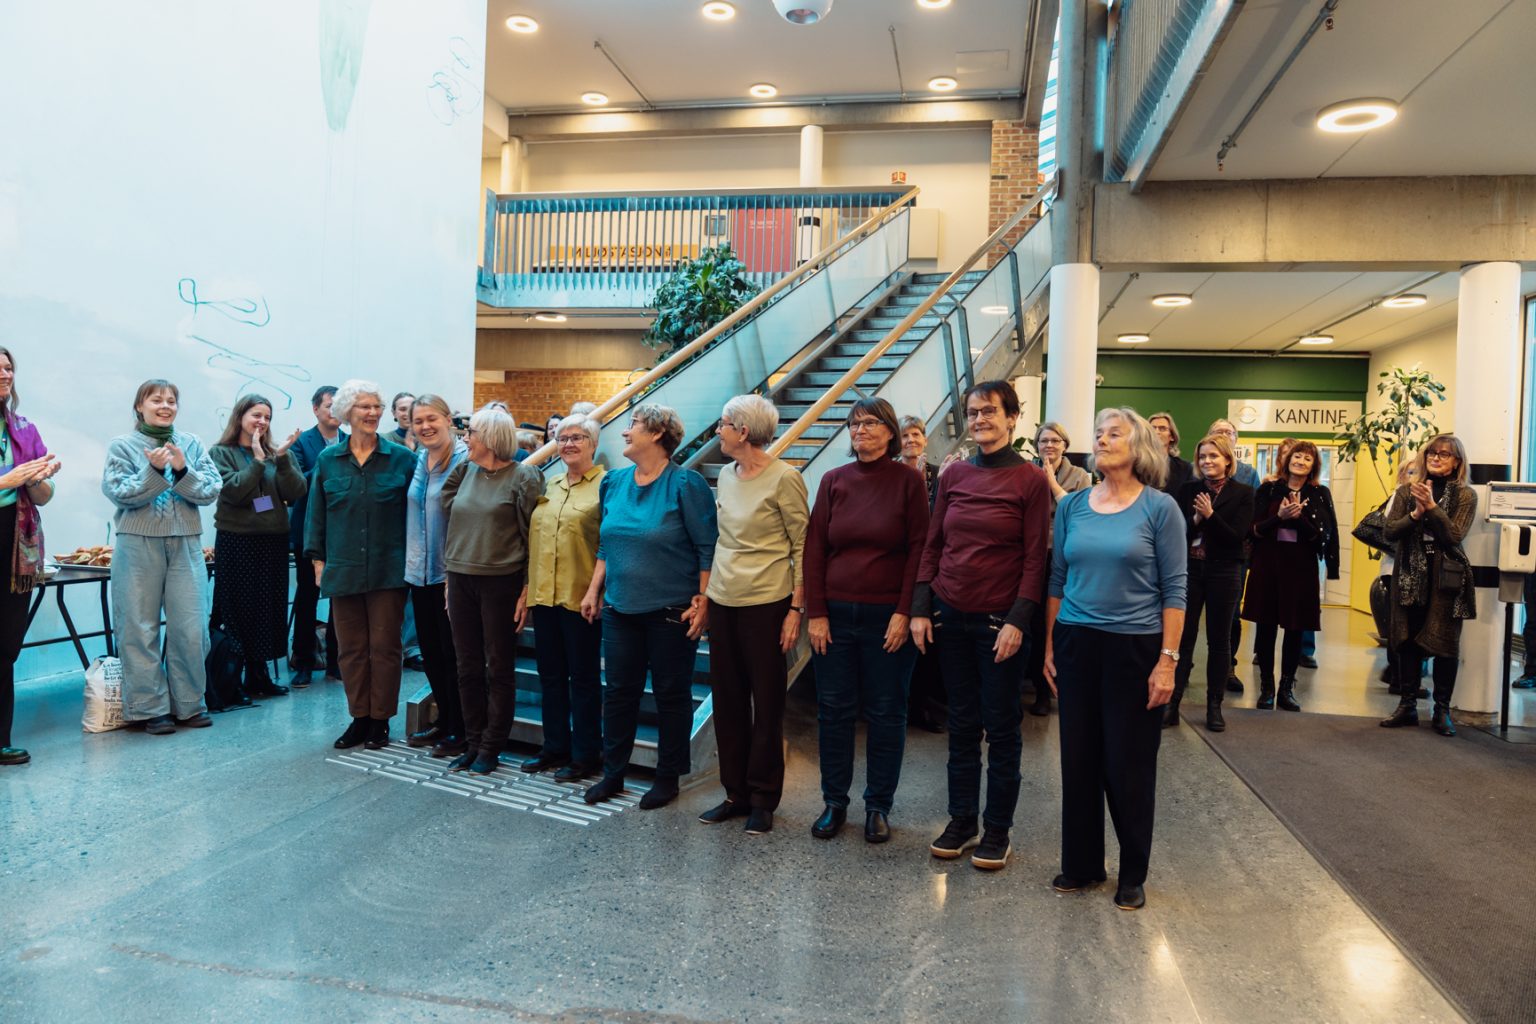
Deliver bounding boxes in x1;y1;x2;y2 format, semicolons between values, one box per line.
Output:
205;617;250;713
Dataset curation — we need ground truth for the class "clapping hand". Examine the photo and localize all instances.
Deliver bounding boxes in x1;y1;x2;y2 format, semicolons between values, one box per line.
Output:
1192;491;1214;521
0;453;60;490
250;428;267;462
1278;493;1308;520
271;428;302;458
1410;480;1436;512
165;442;187;472
146;446;172;470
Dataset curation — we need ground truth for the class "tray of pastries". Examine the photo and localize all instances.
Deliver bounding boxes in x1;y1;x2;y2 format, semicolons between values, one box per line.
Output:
50;546;114;572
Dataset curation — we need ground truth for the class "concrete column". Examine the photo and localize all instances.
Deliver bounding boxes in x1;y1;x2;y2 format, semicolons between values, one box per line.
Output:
798;125;824;264
499;138;523;194
1051;1;1107;266
1044;263;1100;447
1452;261;1523;719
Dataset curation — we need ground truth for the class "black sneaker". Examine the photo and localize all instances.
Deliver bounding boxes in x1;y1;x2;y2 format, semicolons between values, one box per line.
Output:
1052;872;1107;893
1114;884;1146;910
744;809;773;835
929;817;980;859
971;827;1011;870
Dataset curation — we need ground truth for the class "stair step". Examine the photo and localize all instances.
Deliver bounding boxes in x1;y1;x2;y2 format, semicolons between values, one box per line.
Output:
818;354;906;372
865;316;944;331
833;340;917;358
801;371;888;388
911;270;988;285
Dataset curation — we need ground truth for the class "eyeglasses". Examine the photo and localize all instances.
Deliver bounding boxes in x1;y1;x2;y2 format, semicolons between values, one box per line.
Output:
1425;449;1457;460
965;405;1002;421
1036;436;1064;446
465;428;479;438
717;420;747;433
848;418;883;432
555;435;588;446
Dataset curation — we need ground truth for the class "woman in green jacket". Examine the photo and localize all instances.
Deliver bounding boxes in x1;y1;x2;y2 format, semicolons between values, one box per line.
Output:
304;379;416;750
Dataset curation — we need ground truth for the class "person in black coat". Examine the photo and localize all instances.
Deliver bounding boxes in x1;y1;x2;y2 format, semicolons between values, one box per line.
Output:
287;385;347;688
1148;412;1194;495
1166;434;1254;732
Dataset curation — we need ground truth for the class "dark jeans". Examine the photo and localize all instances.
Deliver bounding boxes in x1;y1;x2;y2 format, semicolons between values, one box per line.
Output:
601;605;698;780
934;597;1025;830
410;583;462;736
291;545;339;675
1397;602;1459;705
531;604;603;765
1054;622;1164;887
812;601;917;814
1524;573;1536;676
1253;623;1303;679
709;596;792;810
1175;559;1244;703
448;571;523;758
0;506;30;748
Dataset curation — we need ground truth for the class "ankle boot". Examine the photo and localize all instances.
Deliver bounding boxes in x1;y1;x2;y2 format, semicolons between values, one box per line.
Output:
1256;669;1276;710
1205;697;1226;732
1431;702;1457;737
1277;676;1301;712
1379;695;1419;728
1162;692;1182;728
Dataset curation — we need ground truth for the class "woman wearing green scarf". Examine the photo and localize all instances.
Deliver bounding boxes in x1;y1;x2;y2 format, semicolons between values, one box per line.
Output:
101;379;222;735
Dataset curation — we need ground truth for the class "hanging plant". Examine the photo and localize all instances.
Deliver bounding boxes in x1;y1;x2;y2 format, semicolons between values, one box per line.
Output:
1333;365;1448;491
642;245;759;365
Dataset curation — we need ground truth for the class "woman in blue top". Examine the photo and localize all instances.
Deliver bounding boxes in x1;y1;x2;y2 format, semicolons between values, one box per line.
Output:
580;404;717;810
1043;407;1187;912
403;395;468;757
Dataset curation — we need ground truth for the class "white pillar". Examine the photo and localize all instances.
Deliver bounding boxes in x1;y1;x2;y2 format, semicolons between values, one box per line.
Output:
499;138;522;194
1044;263;1100;448
798;125;824;264
1453;261;1523;718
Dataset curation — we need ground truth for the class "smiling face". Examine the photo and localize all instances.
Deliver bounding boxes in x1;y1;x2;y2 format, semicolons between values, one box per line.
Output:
555;425;595;470
1288;448;1315;479
1423;442;1460;479
348;394;384;437
393;395;414;431
966;391;1016;453
848;412;894;462
900;426;927;460
1196;441;1228;481
715;406;751;460
0;352;13;403
412;405;453;452
240;403;273;445
138;387;178;427
1036;428;1066;462
315;393;339;432
621;416;663;462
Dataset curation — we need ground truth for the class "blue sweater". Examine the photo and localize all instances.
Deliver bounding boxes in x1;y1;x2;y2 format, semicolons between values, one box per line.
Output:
101;430;222;537
1050;486;1188;634
597;463;717;615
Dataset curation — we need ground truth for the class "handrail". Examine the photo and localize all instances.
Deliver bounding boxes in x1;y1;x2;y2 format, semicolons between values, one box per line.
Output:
767;188;1052;459
524;186;920;467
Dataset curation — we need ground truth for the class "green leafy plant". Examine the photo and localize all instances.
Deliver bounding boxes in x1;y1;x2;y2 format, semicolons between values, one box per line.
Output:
642;245;759;364
1334;365;1448;491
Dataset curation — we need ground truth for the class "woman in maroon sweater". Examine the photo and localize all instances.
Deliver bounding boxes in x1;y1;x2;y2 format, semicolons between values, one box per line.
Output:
910;380;1050;872
804;398;929;844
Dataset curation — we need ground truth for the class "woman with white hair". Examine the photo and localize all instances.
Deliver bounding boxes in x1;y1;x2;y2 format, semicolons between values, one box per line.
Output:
304;379;417;750
695;394;808;836
1043;407;1187;911
440;404;544;774
518;414;606;780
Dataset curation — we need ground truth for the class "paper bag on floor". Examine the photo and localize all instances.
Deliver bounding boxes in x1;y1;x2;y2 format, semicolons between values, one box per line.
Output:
82;655;126;733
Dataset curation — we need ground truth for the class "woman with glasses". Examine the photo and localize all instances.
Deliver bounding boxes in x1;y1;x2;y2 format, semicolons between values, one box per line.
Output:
911;380;1050;872
1380;435;1476;736
804;397;928;843
1026;421;1092;716
696;395;809;836
518;414;606;780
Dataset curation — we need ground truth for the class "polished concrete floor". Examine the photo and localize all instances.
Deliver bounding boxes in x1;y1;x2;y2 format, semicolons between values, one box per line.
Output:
0;609;1493;1023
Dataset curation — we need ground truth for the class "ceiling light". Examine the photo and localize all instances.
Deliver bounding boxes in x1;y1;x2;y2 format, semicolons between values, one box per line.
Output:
1151;294;1192;308
702;1;736;19
580;92;609;106
504;14;538;33
1316;98;1398;134
979;305;1009;315
1117;333;1151;344
534;312;568;323
1382;293;1427;309
928;76;958;92
917;0;952;8
749;83;778;99
773;0;834;24
1298;334;1334;346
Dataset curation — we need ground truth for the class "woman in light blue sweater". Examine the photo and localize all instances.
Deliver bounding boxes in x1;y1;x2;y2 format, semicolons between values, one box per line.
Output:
101;379;222;734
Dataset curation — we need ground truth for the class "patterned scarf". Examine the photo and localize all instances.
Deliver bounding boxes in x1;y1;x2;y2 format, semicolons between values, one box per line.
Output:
5;409;46;594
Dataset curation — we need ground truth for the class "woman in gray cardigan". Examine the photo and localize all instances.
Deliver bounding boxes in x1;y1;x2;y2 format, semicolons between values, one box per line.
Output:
101;379;222;734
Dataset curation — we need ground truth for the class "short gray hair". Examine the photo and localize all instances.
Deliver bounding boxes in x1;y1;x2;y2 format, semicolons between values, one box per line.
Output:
898;415;925;435
469;404;518;461
629;404;685;456
569;401;597;416
1035;420;1072;449
1095;407;1167;489
555;414;600;446
722;394;778;447
332;379;382;421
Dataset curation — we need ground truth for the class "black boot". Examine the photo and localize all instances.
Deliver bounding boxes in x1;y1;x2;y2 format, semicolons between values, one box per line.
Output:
333;717;370;749
1431;702;1457;737
1277;676;1301;712
1256;669;1276;710
1379;695;1419;728
1030;686;1051;717
1206;697;1226;732
1161;691;1182;728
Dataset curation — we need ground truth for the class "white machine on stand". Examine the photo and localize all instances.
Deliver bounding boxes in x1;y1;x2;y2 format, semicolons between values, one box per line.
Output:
1488;482;1536;735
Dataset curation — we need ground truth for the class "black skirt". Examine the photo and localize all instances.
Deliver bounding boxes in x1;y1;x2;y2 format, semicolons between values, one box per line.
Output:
213;531;289;661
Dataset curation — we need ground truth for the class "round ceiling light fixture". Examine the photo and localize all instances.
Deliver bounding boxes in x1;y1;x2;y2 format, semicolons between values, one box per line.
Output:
505;14;539;33
702;2;736;20
580;91;609;106
534;312;568;324
1117;333;1151;344
749;83;778;99
1316;98;1398;134
1298;334;1335;346
917;0;953;8
773;0;834;24
928;76;958;92
1151;293;1192;308
1382;293;1427;309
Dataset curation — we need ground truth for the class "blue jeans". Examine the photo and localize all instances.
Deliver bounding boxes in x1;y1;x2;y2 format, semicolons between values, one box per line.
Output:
532;604;603;765
934;597;1026;830
812;601;917;814
601;606;698;780
112;534;209;721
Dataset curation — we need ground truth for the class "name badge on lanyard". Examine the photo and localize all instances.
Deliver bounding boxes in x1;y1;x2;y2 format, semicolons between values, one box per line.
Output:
253;495;275;513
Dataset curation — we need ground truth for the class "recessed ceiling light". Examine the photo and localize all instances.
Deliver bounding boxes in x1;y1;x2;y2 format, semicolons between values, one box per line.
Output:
1151;294;1192;308
749;83;778;99
580;92;609;106
979;305;1009;315
928;76;958;92
534;312;568;323
1316;98;1398;133
1382;293;1427;309
1117;333;1151;344
504;14;538;33
702;1;736;20
1298;334;1334;346
917;0;952;8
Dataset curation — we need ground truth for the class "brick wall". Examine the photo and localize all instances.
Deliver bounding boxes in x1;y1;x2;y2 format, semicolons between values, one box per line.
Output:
988;119;1042;263
473;369;636;428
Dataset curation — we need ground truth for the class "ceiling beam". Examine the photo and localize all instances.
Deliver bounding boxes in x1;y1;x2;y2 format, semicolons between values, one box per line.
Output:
505;98;1025;141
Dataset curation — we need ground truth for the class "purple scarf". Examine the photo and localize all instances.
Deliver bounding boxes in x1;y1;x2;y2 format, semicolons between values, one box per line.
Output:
5;409;47;594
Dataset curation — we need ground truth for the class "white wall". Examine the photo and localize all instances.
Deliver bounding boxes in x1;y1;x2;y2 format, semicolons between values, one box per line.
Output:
0;0;487;679
1368;324;1458;429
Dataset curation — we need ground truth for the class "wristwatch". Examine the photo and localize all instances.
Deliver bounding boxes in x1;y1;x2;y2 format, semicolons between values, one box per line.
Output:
1160;648;1180;662
791;606;807;614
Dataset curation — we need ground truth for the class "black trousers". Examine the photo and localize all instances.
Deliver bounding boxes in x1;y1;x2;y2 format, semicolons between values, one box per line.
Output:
1054;623;1164;887
1229;564;1248;670
410;583;463;736
1397;602;1459;705
1175;559;1244;703
448;571;523;757
1253;623;1302;680
0;506;32;748
708;597;791;810
291;544;338;675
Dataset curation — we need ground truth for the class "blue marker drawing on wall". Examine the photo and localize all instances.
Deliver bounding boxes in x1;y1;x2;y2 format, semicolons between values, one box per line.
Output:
178;277;311;411
427;36;480;126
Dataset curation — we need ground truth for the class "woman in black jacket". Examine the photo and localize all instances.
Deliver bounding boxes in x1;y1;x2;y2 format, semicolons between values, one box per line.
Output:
1166;434;1254;731
1241;440;1337;712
